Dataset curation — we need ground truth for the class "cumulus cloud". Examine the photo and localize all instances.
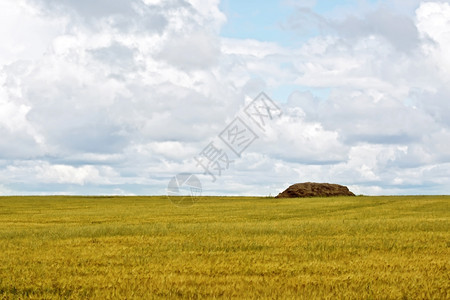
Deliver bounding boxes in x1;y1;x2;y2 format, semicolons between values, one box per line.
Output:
333;8;420;52
0;0;449;195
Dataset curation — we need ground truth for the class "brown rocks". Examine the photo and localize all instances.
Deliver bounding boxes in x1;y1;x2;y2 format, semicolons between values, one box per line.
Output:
275;182;355;198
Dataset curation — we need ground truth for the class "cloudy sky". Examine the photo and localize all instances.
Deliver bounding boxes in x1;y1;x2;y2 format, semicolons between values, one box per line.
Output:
1;0;449;196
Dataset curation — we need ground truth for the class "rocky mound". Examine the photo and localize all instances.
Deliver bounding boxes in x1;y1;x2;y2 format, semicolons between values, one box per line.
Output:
275;182;355;198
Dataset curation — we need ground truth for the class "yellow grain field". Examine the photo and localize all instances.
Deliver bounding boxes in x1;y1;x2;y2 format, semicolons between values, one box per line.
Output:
0;196;449;299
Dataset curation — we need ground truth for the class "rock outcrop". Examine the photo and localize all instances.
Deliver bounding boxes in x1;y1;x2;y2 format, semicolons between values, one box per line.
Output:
275;182;355;198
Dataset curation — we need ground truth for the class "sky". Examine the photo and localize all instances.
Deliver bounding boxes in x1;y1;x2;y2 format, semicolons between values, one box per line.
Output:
0;0;450;196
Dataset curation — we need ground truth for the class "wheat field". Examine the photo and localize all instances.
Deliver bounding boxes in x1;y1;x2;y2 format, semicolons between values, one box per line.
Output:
0;195;448;299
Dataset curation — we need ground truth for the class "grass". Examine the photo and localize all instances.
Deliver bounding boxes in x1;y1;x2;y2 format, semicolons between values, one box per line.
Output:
0;195;449;299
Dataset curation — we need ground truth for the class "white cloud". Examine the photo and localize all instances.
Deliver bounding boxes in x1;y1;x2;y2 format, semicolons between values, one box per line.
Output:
0;161;117;186
262;112;348;164
0;0;65;65
416;1;450;79
157;31;220;70
35;163;117;185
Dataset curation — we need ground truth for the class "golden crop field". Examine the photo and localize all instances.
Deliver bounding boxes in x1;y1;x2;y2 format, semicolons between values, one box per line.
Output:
0;195;449;299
